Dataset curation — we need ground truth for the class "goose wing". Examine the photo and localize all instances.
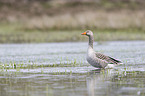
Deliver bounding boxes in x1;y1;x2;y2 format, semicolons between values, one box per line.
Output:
95;52;122;64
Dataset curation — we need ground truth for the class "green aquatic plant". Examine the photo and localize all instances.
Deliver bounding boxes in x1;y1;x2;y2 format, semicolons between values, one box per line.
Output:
16;67;20;72
70;70;72;75
73;58;77;66
46;84;49;96
80;59;84;67
60;57;62;65
14;62;16;69
65;69;67;75
41;68;44;74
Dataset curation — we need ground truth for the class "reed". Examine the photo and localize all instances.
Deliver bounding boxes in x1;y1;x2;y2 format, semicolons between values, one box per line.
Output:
23;10;145;30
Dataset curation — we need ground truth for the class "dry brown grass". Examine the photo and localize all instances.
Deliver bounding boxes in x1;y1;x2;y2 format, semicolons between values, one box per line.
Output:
23;10;145;30
0;0;145;31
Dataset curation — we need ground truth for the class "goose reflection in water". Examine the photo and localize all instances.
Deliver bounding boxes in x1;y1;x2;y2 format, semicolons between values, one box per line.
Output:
86;69;115;96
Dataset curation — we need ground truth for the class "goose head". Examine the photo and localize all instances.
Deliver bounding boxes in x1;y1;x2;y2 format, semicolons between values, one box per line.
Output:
81;30;93;37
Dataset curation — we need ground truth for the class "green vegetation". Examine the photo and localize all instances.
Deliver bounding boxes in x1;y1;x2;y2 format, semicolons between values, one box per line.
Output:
0;1;145;43
0;58;83;72
0;24;145;43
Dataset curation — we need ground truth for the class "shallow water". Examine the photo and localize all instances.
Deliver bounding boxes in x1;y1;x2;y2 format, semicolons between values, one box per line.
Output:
0;41;145;96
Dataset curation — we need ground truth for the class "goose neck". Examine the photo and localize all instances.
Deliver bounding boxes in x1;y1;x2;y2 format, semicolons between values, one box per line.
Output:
88;35;94;48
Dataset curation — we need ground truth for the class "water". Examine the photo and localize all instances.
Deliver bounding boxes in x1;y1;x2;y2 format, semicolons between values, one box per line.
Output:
0;41;145;96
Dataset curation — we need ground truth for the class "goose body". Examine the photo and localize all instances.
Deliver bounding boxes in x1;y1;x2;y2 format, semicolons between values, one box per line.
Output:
81;30;122;68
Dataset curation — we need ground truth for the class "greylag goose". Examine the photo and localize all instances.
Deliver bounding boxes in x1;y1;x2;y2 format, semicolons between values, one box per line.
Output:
81;30;122;68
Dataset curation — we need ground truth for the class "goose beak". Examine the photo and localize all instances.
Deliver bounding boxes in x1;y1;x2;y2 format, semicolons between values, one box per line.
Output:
81;32;87;35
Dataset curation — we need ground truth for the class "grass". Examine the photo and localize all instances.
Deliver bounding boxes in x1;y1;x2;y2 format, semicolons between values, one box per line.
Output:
0;24;145;43
0;57;83;72
23;10;145;31
0;1;145;43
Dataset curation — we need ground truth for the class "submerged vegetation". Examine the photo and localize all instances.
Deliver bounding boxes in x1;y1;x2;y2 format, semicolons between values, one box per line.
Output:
0;58;82;71
0;40;145;96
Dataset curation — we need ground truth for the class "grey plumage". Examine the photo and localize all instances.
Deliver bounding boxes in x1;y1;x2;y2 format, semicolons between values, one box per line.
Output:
95;52;122;64
81;30;122;68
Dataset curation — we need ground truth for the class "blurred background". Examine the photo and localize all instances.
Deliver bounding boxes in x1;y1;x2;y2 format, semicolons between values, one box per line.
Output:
0;0;145;43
